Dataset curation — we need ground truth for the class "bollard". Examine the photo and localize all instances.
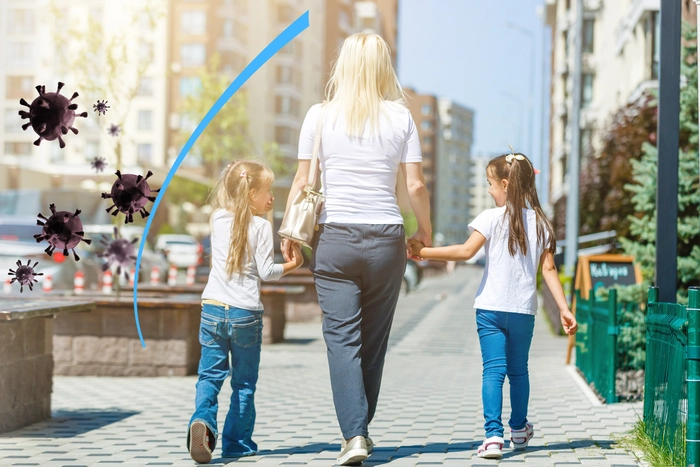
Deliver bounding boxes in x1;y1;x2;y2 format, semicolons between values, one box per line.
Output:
687;287;700;467
3;278;11;294
150;266;160;285
607;288;618;404
42;273;53;293
102;270;113;294
167;265;177;286
73;271;84;294
186;265;196;286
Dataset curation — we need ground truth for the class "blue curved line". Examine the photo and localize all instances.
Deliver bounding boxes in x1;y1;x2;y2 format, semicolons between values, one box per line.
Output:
132;11;310;348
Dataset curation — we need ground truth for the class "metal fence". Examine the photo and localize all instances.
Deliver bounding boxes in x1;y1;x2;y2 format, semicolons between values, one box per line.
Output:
643;286;700;465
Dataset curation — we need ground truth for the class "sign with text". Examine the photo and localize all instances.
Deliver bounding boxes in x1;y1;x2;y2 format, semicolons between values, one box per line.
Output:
574;254;642;300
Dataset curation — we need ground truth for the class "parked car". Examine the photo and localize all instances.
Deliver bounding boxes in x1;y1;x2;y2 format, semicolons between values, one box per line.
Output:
155;234;202;269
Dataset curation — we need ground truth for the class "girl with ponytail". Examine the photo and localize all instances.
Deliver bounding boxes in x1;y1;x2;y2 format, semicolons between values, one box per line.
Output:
408;151;577;459
187;160;303;464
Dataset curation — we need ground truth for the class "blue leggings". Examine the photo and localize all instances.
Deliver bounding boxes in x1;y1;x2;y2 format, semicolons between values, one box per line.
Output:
476;309;535;438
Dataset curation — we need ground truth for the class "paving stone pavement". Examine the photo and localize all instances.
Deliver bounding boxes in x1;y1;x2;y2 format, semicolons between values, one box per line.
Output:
0;266;647;467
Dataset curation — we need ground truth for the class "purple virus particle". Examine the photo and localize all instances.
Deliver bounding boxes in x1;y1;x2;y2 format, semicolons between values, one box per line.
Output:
91;156;108;173
93;99;110;116
18;82;88;148
108;124;120;137
99;227;138;279
8;259;44;293
101;170;160;224
34;204;92;261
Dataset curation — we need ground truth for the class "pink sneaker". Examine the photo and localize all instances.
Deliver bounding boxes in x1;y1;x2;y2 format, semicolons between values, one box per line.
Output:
510;422;534;450
477;436;504;459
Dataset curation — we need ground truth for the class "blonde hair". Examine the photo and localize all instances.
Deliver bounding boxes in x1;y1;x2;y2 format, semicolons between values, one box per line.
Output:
325;32;406;137
209;160;274;278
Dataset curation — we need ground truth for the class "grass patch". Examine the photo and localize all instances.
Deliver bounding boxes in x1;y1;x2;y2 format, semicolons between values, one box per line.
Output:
621;419;685;467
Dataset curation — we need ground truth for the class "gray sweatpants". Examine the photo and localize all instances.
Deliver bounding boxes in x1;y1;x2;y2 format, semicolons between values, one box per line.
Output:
310;223;406;439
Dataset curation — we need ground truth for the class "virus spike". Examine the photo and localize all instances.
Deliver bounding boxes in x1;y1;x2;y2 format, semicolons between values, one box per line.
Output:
147;196;156;202
115;170;122;179
22;122;31;131
70;91;79;101
67;103;78;110
69;127;78;135
20;98;30;108
71;249;80;261
49;204;57;213
78;112;88;118
81;237;91;245
35;85;44;95
74;209;82;216
61;125;68;135
38;213;48;221
62;247;69;256
56;82;65;94
33;137;42;146
145;170;154;180
58;136;66;149
140;208;150;218
111;210;119;217
19;110;31;119
16;260;21;267
136;174;143;184
45;245;54;256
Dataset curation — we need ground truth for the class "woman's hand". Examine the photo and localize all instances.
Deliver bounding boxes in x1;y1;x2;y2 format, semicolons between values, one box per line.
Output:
560;309;578;335
407;239;426;258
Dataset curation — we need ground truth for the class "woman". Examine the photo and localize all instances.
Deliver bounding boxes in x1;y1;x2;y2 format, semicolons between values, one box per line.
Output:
281;33;432;465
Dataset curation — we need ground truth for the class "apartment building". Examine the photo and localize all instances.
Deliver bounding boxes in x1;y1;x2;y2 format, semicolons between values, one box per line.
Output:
403;87;437;216
0;0;169;191
545;0;696;208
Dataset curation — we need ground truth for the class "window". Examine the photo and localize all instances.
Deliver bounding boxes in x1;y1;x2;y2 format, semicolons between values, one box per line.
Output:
137;144;153;164
580;129;593;160
8;9;35;34
581;73;594;108
181;44;206;66
582;19;594;54
276;65;299;85
138;110;153;130
421;104;432;116
275;96;300;116
223;19;234;38
6;76;33;99
561;113;568;142
179;77;202;97
138;77;154;96
280;41;302;58
277;4;294;23
7;42;33;68
650;11;660;80
421;120;432;131
181;11;207;35
221;51;246;73
5;109;21;133
85;141;99;161
4;142;31;156
275;126;297;146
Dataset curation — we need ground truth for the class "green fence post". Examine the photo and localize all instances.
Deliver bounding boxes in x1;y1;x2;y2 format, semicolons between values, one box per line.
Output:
644;287;659;426
607;288;618;404
687;287;700;467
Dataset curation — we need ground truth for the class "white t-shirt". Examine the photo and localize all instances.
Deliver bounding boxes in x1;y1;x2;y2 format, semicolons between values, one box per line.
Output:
202;209;284;310
468;206;550;315
298;102;422;224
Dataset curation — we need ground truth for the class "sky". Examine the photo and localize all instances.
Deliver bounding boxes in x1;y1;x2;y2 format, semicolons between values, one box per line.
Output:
397;0;551;168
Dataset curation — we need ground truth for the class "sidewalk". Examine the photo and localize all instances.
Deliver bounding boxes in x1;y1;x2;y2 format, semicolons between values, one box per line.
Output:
0;266;645;466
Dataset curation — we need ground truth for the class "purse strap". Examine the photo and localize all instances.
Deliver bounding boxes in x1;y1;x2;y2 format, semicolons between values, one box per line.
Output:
306;103;325;191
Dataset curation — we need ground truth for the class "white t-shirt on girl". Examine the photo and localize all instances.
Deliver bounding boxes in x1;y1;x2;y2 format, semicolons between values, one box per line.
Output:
298;102;422;225
202;209;284;310
468;206;550;315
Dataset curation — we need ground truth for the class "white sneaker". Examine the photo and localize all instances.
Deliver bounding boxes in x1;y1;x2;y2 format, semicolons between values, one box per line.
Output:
477;436;504;459
338;435;368;465
341;436;373;454
510;422;534;450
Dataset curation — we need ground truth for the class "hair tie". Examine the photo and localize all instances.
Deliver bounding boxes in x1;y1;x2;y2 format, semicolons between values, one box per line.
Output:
240;170;247;178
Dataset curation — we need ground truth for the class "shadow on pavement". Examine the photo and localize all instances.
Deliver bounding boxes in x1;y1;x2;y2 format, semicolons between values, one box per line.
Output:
2;409;140;438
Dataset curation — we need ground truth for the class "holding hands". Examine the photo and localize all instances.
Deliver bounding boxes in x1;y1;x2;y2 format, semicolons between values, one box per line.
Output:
407;238;426;259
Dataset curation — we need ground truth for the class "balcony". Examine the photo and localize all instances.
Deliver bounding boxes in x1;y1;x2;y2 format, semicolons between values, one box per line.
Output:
615;0;659;54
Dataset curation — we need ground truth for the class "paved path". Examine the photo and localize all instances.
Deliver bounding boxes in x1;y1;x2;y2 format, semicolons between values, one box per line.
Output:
0;266;646;466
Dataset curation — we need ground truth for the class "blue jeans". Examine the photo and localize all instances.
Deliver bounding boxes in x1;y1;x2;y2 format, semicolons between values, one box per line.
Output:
188;302;263;457
476;309;535;438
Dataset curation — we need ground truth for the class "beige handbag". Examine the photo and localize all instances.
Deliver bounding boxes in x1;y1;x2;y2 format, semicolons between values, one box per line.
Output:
278;105;325;248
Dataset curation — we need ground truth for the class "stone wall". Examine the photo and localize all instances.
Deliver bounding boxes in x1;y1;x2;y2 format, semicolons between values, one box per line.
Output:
0;317;53;433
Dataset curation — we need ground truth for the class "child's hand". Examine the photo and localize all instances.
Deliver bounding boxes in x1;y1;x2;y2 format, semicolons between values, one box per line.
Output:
290;242;304;267
560;309;578;335
407;239;425;258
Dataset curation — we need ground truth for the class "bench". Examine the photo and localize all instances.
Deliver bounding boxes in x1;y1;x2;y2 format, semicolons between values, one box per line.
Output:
0;298;95;433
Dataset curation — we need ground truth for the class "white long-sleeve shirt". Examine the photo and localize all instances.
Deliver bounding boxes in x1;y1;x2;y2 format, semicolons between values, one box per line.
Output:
202;209;284;310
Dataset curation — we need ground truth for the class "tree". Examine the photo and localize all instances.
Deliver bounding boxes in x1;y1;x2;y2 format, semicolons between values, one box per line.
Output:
49;1;165;171
620;23;700;301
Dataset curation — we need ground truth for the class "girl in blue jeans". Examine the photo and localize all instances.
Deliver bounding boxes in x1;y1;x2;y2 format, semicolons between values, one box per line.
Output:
187;161;303;463
409;151;577;459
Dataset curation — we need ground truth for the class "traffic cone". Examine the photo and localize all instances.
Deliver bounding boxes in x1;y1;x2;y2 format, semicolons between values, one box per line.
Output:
186;265;196;286
167;265;177;286
102;270;113;294
42;273;53;293
73;271;85;294
3;278;11;294
150;266;160;285
129;267;136;287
